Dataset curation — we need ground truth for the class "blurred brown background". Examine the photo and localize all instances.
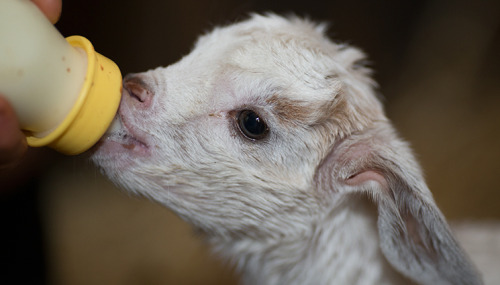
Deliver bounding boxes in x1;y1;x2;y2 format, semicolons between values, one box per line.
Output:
1;0;499;284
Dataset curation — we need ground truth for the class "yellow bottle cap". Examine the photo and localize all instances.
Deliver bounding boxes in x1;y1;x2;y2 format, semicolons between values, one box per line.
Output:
26;36;122;155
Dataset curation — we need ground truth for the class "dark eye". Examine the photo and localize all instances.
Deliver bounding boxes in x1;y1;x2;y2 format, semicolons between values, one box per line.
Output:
237;110;269;140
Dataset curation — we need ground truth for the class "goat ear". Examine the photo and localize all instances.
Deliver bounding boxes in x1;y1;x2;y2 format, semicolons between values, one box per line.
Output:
316;124;482;285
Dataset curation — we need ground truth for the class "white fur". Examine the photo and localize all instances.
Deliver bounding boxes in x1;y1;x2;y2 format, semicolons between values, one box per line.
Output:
92;14;482;284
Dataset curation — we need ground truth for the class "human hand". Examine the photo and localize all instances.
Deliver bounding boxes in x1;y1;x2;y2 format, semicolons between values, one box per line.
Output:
0;0;62;168
0;96;27;168
32;0;62;24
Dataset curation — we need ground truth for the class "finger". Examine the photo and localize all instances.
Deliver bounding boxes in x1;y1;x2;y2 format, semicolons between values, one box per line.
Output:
0;96;28;168
31;0;62;24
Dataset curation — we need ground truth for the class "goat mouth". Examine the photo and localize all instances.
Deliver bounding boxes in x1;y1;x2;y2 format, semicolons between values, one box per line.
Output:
118;132;148;151
102;112;150;154
120;115;149;153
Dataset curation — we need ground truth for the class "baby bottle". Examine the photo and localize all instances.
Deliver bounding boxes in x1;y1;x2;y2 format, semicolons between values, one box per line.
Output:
0;0;122;155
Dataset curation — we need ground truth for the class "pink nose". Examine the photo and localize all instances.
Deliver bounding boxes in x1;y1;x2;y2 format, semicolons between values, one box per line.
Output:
122;74;154;108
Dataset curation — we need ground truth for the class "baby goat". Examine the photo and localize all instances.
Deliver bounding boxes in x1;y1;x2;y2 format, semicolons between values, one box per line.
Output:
92;14;482;285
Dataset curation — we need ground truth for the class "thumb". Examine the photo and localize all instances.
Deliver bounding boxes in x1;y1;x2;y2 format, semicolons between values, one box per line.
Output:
0;96;28;168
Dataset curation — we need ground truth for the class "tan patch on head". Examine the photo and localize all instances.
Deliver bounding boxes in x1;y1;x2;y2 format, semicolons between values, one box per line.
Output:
318;92;350;125
265;87;351;129
266;95;314;124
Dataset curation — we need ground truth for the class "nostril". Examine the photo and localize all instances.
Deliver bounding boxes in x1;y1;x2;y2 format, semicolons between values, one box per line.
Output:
128;85;146;103
123;74;153;105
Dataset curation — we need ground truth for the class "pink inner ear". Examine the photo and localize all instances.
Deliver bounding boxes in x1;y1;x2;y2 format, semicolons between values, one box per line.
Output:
345;170;388;189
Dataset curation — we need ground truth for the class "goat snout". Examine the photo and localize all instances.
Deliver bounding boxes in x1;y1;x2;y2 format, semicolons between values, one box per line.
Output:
123;74;154;108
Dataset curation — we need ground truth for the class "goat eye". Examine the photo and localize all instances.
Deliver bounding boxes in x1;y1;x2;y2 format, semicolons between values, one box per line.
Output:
237;110;269;140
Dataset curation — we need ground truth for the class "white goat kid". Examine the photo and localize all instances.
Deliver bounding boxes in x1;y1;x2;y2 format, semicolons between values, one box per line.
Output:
92;14;482;285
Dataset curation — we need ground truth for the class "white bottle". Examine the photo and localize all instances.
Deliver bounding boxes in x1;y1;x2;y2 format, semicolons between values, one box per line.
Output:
0;0;122;155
